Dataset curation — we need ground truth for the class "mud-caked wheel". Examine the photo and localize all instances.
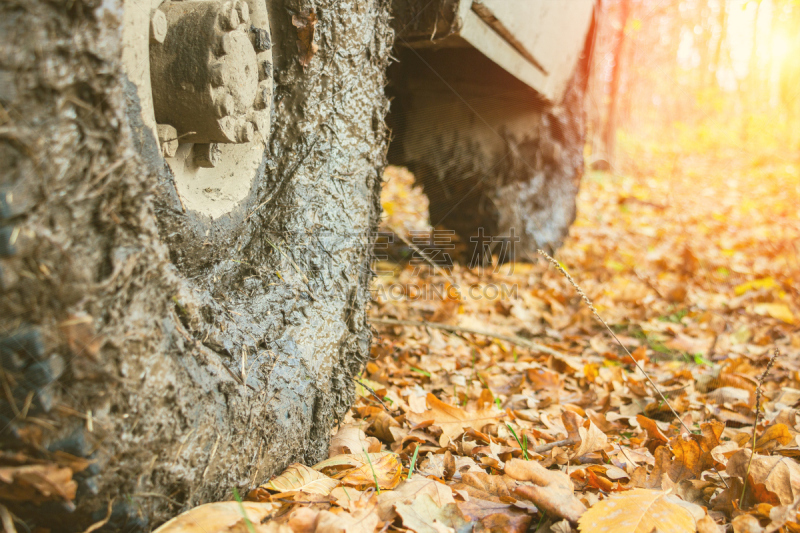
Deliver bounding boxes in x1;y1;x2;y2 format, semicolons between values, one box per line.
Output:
388;46;590;258
0;0;392;529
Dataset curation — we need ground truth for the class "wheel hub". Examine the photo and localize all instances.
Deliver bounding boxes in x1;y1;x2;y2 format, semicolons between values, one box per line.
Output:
150;0;269;146
121;0;273;218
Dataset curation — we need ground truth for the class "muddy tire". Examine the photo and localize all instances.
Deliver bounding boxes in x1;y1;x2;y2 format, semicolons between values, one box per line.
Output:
387;45;590;258
0;0;392;530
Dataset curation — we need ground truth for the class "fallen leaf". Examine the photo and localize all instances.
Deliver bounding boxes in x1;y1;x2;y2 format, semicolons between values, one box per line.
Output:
577;488;696;533
395;493;472;533
330;424;381;457
731;514;765;533
315;501;380;533
755;424;793;453
0;464;77;504
292;10;318;68
334;452;402;490
727;450;800;505
753;303;795;324
504;458;586;523
376;475;455;520
152;502;283;533
406;393;504;447
252;463;338;499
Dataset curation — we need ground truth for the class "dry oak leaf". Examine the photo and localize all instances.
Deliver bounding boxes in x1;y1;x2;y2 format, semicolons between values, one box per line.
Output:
330;424;381;457
376;475;455;521
504;458;586;523
755;424;793;453
406;393;504;447
457;498;532;533
314;452;402;491
291;10;318;68
0;464;77;504
152;502;285;533
395;493;472;533
727;450;800;505
255;463;338;498
315;502;380;533
460;471;517;500
577;489;696;533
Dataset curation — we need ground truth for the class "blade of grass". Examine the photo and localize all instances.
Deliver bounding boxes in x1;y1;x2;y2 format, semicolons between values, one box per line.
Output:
362;448;380;495
232;488;256;533
407;444;420;480
506;423;529;460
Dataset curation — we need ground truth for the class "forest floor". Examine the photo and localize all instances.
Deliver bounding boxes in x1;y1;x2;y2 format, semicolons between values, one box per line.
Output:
165;146;800;532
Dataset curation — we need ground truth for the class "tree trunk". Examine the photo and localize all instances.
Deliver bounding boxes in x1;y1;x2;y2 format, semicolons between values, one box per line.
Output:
602;0;630;168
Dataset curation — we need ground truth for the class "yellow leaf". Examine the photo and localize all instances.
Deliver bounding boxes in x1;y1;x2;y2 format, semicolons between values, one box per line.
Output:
734;277;778;296
755;423;793;452
753;303;795;324
578;489;695;533
153;501;283;533
261;463;339;496
314;452;402;490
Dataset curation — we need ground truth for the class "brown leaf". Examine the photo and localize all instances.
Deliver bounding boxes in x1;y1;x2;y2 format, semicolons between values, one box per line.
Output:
315;501;380;533
330;453;402;491
0;464;77;504
460;472;517;500
504;458;586;523
577;489;696;533
730;514;765;533
252;463;338;500
395;493;471;533
457;498;532;533
727;450;800;505
755;424;793;453
636;415;669;450
629;446;672;489
291;10;318;68
152;502;284;533
376;475;455;521
406;393;504;447
330;424;381;457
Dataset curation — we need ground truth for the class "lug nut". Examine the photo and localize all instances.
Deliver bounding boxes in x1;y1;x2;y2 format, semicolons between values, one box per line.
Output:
193;143;222;168
235;1;250;25
251;113;268;136
253;81;270;110
215;94;235;118
157;124;178;158
236;121;254;143
209;62;230;87
219;3;240;31
257;59;271;81
150;9;168;44
216;32;233;56
251;27;271;52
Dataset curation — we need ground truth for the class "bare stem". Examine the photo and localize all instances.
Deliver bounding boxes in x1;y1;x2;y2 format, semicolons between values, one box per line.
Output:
740;348;779;506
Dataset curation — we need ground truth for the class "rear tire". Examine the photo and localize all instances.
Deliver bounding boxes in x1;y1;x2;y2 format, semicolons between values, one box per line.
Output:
388;46;589;258
0;0;392;530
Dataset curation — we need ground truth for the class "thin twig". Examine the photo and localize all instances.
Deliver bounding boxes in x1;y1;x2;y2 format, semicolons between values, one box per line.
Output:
354;378;391;412
537;249;730;489
387;225;456;284
371;317;565;358
740;348;779;505
530;437;579;455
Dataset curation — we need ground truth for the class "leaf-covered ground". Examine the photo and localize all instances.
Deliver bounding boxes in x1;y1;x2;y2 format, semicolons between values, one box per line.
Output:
157;148;800;533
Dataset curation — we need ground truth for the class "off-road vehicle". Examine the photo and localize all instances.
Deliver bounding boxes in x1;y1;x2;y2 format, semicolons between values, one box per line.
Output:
0;0;594;529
